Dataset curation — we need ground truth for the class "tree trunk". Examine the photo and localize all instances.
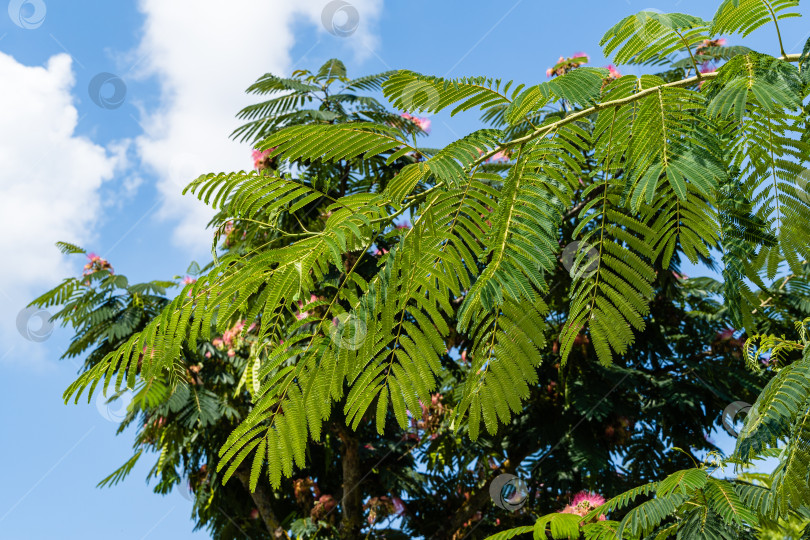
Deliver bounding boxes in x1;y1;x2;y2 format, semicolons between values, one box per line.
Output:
336;424;364;539
234;465;287;539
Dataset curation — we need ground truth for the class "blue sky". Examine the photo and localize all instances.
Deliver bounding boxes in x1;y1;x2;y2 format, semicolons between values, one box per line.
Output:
1;1;808;538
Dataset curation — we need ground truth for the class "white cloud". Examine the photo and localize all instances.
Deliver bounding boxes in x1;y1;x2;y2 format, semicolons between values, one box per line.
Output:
132;0;382;254
0;51;121;368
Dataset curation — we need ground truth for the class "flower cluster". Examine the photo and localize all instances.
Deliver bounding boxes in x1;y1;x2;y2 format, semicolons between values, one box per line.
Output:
696;37;727;56
603;64;621;86
295;294;320;320
311;494;337;521
293;477;321;505
694;38;727;88
560;491;606;521
604;415;634;445
400;112;431;133
711;327;744;358
474;147;511;164
181;276;197;297
82;253;113;277
220;220;247;247
404;393;446;442
251;147;277;170
211;319;255;357
546;52;589;78
364;495;406;525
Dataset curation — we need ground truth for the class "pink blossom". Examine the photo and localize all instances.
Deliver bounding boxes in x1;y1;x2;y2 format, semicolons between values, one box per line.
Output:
182;276;197;285
392;496;406;516
487;151;509;163
400;112;431;133
560;491;606;520
251;148;276;170
227;349;236;357
572;51;589;61
606;65;621;79
545;68;554;78
296;300;309;320
82;252;114;277
396;222;411;230
717;328;735;340
699;38;727;49
373;248;389;256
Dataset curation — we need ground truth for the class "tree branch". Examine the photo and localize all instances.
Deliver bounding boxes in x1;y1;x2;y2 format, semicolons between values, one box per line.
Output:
234;465;289;539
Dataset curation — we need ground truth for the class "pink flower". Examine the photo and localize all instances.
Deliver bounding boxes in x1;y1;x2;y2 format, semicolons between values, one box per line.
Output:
699;63;716;74
487;151;509;163
227;349;236;357
560;491;606;520
699;38;727;50
606;65;621;79
400;112;431;133
547;53;589;79
373;248;388;256
396;222;411;230
251;147;276;170
717;328;735;340
182;277;197;296
82;252;114;277
392;496;406;516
